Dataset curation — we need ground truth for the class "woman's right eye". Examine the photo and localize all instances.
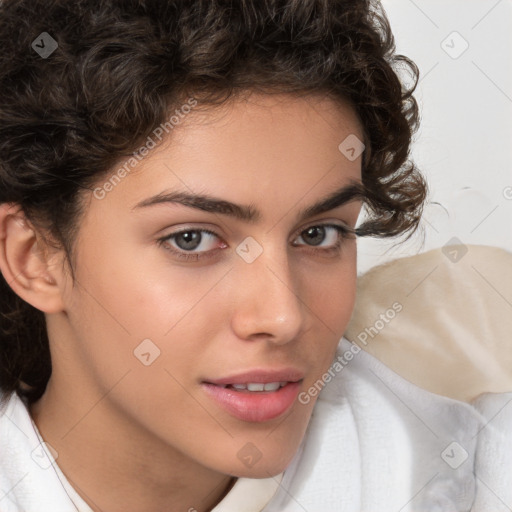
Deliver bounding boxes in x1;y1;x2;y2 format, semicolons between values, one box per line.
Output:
157;228;227;261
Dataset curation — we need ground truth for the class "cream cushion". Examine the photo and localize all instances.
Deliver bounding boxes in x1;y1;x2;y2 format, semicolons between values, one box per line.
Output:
345;244;512;402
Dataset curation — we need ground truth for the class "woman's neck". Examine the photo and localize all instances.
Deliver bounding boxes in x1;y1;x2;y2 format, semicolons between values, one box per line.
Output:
29;379;237;512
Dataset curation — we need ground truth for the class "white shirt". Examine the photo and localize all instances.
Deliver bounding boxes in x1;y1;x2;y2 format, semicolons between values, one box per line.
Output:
1;337;510;511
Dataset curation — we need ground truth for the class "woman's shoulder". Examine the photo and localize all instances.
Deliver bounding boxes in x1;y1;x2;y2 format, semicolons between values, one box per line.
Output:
285;336;485;510
0;389;91;512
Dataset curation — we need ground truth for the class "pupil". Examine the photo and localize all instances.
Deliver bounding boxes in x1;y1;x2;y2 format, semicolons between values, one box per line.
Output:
176;231;201;250
304;226;325;246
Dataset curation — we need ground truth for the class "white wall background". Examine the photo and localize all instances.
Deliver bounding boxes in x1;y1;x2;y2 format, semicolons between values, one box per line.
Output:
357;0;512;274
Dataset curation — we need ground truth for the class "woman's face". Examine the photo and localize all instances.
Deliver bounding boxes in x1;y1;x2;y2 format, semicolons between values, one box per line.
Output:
47;93;363;478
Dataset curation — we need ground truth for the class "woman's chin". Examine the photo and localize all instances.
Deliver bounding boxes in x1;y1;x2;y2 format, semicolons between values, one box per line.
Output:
214;442;301;479
230;460;293;479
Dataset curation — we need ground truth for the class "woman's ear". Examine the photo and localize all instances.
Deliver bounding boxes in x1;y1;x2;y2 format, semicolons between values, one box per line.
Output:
0;203;66;314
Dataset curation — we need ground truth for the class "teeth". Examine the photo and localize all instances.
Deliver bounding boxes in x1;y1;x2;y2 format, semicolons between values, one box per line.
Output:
247;383;265;391
229;382;286;392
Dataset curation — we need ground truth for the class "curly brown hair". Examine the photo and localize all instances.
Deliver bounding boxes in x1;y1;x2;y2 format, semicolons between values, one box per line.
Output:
0;0;427;405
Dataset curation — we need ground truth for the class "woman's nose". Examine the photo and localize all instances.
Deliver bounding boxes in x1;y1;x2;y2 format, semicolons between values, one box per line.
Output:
229;240;307;345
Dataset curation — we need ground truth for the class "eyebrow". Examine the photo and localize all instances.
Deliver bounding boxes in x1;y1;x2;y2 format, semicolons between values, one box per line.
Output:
132;180;365;224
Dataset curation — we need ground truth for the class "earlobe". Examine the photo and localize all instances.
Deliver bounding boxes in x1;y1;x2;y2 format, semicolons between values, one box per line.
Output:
0;203;65;314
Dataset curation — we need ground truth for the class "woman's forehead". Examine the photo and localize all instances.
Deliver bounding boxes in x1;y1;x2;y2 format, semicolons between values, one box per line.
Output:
94;93;363;207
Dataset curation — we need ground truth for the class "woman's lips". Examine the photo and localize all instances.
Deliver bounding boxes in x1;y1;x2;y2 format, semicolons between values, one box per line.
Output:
201;381;302;422
201;369;304;423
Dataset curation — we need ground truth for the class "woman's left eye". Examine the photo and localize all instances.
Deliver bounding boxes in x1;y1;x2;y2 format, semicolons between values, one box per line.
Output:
293;225;348;249
157;224;351;262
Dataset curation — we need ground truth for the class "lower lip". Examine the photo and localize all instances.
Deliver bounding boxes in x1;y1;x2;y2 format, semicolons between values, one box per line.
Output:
201;381;301;423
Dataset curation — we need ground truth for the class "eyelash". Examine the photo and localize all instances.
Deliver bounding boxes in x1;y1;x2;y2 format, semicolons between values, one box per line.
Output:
157;223;354;262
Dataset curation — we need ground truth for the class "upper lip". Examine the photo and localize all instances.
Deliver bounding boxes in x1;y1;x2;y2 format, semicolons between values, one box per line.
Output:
204;368;305;386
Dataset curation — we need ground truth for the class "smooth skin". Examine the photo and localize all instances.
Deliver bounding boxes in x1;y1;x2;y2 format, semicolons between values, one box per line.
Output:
0;92;363;512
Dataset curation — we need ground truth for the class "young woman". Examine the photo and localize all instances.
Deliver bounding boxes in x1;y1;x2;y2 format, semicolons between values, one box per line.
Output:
0;1;493;511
